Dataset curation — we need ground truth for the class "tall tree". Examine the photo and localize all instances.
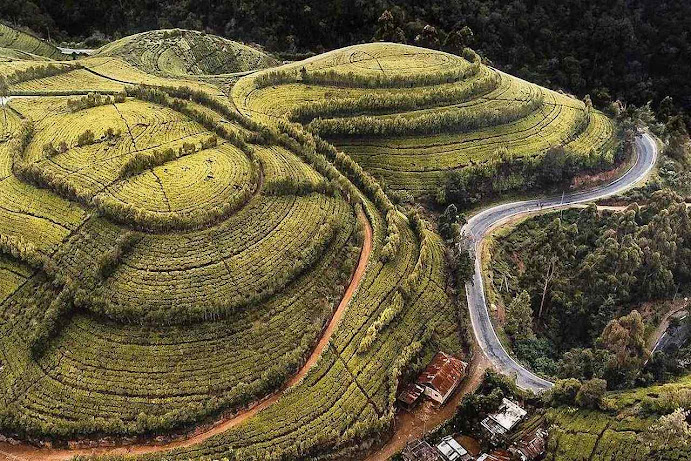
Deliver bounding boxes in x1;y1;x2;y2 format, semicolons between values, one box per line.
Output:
505;290;535;341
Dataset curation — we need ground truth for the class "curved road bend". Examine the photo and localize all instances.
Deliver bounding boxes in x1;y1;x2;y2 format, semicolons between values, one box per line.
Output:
462;133;658;393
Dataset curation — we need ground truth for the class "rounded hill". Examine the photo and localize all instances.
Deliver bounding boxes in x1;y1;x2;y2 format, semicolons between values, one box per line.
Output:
234;42;618;200
94;29;278;76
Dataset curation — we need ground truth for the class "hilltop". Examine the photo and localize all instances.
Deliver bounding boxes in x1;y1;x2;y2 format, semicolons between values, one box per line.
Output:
234;42;618;202
94;29;278;76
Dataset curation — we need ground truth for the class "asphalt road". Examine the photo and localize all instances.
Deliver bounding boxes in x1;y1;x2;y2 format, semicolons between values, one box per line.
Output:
461;133;658;392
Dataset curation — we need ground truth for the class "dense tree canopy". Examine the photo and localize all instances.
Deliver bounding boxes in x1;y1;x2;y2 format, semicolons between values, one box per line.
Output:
3;0;690;123
492;190;691;388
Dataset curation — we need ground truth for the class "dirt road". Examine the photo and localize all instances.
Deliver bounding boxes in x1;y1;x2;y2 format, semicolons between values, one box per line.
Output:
0;209;373;461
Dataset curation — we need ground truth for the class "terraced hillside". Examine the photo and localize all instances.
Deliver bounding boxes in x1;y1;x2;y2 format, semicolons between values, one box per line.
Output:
0;23;66;60
0;28;465;461
94;29;278;76
547;375;691;461
234;43;619;199
0;29;628;461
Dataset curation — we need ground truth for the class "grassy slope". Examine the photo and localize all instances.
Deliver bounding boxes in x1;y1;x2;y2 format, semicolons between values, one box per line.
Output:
0;23;67;60
233;42;618;198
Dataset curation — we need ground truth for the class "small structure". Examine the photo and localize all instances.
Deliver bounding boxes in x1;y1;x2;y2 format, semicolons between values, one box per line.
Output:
481;398;527;440
398;383;426;410
436;436;474;461
477;450;512;461
510;428;548;461
401;439;444;461
416;352;468;405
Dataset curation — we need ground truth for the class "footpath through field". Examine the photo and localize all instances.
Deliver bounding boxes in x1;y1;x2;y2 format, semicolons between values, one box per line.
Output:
0;209;372;460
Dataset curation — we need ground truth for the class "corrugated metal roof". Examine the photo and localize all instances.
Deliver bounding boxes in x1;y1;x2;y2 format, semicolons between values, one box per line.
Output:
416;352;467;398
398;383;425;406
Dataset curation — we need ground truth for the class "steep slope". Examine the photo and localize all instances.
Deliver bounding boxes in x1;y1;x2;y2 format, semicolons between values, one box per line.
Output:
0;23;66;60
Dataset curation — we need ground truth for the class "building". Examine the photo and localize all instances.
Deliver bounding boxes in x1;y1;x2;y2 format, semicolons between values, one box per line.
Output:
477;450;512;461
416;352;468;405
401;439;444;461
510;428;548;461
481;398;527;440
398;383;426;410
436;436;474;461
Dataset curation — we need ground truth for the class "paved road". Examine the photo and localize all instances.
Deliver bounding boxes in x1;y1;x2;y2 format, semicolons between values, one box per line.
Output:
57;46;95;56
461;133;658;392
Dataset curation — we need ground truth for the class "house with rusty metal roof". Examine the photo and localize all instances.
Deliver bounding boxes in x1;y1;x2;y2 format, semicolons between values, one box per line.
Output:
415;352;468;405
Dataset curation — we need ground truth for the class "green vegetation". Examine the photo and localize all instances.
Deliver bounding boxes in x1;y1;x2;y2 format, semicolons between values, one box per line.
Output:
546;375;691;461
0;16;673;461
235;43;619;200
489;191;691;388
94;29;277;76
0;22;66;60
0;29;466;460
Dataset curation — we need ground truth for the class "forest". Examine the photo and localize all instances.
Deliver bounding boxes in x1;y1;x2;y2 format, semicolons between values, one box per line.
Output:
490;191;691;390
3;0;690;125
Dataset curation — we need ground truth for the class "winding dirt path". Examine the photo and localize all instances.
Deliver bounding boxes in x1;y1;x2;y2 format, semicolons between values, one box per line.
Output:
0;208;373;461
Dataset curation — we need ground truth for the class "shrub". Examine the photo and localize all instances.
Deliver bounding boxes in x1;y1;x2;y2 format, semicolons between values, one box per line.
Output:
76;129;95;147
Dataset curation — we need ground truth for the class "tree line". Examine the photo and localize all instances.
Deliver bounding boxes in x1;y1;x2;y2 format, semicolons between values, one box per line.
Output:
3;63;81;86
308;93;543;137
66;91;127;112
287;70;500;124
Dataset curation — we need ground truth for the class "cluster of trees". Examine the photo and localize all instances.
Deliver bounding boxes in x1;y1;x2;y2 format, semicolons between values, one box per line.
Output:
263;177;338;197
66;91;126;112
288;70;499;124
380;210;400;263
42;140;67;157
493;190;691;388
436;204;475;313
119;136;216;179
547;377;608;409
307;94;543;137
400;210;431;299
4;63;80;85
439;141;617;209
76;129;95;146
